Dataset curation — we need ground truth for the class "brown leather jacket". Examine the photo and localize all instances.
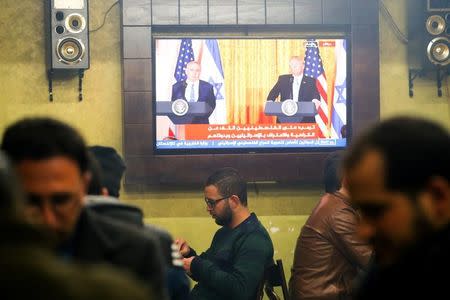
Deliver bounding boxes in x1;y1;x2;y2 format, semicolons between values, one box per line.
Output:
289;192;372;300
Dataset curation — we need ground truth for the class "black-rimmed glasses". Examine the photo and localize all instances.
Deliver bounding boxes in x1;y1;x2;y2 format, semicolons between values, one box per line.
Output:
204;196;230;208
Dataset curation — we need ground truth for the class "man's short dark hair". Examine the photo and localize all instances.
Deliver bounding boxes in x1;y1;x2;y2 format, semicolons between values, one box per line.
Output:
1;117;89;174
205;167;248;206
88;146;126;198
324;151;343;193
86;152;105;196
344;116;450;195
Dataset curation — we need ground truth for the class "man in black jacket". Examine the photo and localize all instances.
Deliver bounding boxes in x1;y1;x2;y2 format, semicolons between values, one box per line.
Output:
267;56;320;123
1;117;167;300
0;152;154;300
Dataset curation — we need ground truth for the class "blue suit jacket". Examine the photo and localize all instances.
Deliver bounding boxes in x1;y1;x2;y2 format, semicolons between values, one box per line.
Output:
171;80;216;124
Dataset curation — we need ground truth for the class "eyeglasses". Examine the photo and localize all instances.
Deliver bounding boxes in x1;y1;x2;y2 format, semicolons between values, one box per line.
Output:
26;192;78;214
204;196;230;208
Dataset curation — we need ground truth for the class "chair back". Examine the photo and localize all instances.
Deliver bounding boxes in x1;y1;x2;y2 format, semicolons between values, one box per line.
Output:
259;259;289;300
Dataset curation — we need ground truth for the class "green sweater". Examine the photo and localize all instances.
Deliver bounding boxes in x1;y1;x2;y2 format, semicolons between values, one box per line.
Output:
189;213;274;300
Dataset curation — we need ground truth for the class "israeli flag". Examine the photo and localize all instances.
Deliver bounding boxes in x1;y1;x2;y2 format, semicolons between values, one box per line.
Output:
331;40;347;138
199;39;227;124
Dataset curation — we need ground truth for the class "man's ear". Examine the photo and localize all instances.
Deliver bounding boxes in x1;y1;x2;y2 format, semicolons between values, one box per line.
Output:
82;171;92;194
229;195;240;209
101;187;109;196
421;176;450;227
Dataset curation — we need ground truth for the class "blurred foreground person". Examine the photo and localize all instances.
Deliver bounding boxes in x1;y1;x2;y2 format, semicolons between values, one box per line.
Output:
0;152;152;300
1;117;167;299
343;116;450;299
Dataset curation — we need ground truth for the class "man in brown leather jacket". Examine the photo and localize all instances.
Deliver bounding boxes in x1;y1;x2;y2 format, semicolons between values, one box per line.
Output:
289;152;372;300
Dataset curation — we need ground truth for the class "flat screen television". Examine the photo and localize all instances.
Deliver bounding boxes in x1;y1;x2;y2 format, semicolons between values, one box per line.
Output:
153;37;349;154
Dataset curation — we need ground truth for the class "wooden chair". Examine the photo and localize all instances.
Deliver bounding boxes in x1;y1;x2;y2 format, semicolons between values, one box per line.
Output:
256;259;290;300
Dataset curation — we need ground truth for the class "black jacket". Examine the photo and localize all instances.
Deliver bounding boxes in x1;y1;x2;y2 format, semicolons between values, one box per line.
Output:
267;74;320;123
72;209;168;299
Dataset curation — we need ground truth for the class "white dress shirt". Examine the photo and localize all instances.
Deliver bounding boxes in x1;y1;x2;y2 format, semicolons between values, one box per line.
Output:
292;74;303;102
185;80;200;102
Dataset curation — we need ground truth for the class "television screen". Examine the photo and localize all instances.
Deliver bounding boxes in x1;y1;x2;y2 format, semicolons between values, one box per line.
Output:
153;37;349;153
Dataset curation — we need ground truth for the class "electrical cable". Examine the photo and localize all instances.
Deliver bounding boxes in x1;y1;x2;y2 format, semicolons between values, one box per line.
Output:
90;0;119;33
379;0;408;44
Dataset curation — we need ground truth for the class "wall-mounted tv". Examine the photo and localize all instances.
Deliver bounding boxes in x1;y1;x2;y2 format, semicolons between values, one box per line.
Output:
153;37;349;154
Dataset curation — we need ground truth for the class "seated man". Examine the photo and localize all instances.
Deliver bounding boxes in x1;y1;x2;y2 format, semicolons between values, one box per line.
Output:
85;150;190;300
1;117;167;300
0;152;152;300
176;167;274;300
289;152;372;300
88;145;126;198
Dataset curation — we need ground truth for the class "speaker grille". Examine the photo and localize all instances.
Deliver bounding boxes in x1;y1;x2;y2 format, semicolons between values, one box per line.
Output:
56;37;85;64
65;13;86;33
426;15;446;35
427;37;450;65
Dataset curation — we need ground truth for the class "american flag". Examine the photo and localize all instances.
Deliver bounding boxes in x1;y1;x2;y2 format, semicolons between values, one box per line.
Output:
174;39;195;82
303;39;329;138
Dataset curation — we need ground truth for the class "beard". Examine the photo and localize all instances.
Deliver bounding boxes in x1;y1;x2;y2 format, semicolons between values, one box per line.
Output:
214;203;233;226
374;205;434;267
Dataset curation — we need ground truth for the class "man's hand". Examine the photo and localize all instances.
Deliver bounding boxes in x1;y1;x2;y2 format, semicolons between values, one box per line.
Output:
182;256;195;275
175;238;191;257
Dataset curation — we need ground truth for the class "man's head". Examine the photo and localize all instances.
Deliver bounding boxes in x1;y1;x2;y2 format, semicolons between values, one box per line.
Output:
88;146;125;198
289;56;305;76
344;116;450;266
185;61;201;83
204;167;247;227
324;151;343;194
1;117;91;243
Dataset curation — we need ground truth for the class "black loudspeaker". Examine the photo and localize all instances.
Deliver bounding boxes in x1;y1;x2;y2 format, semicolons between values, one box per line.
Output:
408;0;450;70
45;0;89;70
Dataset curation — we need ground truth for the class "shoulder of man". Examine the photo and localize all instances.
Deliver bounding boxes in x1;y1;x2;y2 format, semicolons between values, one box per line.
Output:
279;74;292;81
80;209;160;249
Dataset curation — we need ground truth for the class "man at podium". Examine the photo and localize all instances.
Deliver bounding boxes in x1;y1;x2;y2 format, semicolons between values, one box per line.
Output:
266;56;320;123
171;61;216;124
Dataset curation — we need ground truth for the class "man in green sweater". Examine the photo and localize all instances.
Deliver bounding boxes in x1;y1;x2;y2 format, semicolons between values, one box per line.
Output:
176;167;274;300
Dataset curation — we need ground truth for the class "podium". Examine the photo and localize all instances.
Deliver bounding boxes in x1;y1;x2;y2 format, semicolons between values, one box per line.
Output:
264;101;316;123
156;101;213;124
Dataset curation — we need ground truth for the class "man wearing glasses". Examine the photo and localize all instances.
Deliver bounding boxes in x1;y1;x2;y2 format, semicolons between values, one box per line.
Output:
175;167;274;300
1;117;167;300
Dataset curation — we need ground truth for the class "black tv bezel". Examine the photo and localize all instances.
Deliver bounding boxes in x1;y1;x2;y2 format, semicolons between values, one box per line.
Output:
151;32;352;156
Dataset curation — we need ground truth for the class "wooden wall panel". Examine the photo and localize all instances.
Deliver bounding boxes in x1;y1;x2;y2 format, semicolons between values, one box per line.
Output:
152;0;179;24
122;0;151;25
209;0;237;24
266;0;294;24
124;124;153;155
124;92;152;124
351;24;380;136
123;27;152;59
323;0;350;24
295;0;322;24
123;59;152;91
351;0;378;25
238;0;266;24
180;0;208;24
